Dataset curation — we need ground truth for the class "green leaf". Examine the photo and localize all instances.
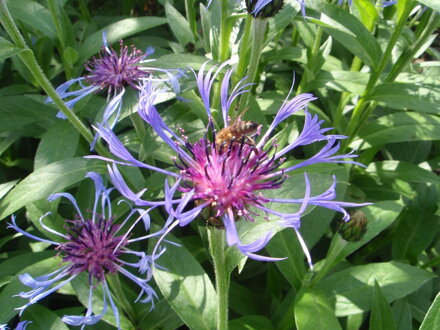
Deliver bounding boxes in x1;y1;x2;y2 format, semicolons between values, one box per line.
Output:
266;230;307;291
356;112;440;147
78;17;167;62
0;158;104;220
139;299;183;330
0;95;56;133
7;0;57;39
0;251;55;284
147;53;209;70
353;0;378;31
0;257;61;324
165;2;195;47
230;315;274;330
419;292;440;330
70;273;133;329
392;185;439;262
316;262;435;316
417;0;440;12
153;233;217;330
34;120;80;170
0;37;24;61
23;304;69;330
304;71;369;94
370;281;397;330
0;180;18;200
63;46;78;67
310;4;382;69
366;161;440;185
294;287;342;330
392;299;412;330
368;83;440;114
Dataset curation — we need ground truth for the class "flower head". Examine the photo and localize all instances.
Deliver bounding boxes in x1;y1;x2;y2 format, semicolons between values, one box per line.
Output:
91;61;370;265
49;32;180;150
9;173;165;329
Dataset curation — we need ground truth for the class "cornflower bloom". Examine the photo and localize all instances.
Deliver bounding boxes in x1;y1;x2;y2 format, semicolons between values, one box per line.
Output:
8;173;165;329
91;61;370;265
50;32;180;149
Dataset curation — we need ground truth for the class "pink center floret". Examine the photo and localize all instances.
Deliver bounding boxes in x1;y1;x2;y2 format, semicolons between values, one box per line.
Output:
178;138;286;221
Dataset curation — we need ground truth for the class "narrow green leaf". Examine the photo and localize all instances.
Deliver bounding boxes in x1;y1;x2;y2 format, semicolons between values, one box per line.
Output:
392;299;412;330
366;161;440;184
392;185;439;262
34;121;80;170
139;299;183;330
0;257;61;324
316;262;435;316
153;233;217;330
230;315;274;330
165;2;195;47
0;95;56;133
370;281;397;330
0;37;24;61
70;273;133;329
23;304;69;330
419;292;440;330
310;4;382;69
0;158;104;220
356;112;440;147
78;17;167;62
63;46;78;67
266;230;306;291
147;53;209;70
7;0;57;39
0;180;18;200
295;287;342;330
368;83;440;114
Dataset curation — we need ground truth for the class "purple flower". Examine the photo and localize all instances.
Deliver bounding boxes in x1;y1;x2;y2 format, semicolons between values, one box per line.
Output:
49;32;180;150
8;173;165;329
90;62;370;265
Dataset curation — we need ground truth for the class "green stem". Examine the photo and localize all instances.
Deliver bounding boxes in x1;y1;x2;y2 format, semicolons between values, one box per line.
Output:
218;0;230;62
343;3;413;150
238;18;267;112
106;274;136;324
0;0;107;156
185;0;197;40
296;26;323;95
208;227;230;330
234;15;253;84
78;0;92;22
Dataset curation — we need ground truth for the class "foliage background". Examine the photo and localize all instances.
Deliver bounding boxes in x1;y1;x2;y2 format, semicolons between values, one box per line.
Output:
0;0;439;329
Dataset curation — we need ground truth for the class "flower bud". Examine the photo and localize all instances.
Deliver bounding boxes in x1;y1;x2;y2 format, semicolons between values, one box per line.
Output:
246;0;284;18
338;210;368;242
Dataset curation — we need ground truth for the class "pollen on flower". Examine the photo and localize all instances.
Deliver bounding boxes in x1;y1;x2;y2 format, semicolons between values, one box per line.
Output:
85;40;150;95
60;216;127;282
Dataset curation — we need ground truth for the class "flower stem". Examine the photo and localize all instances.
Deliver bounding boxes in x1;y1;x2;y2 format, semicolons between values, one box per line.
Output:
238;18;267;112
0;0;108;156
208;227;230;330
234;15;253;84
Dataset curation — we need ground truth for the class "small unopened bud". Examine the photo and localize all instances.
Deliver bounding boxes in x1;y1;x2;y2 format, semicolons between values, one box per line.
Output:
246;0;284;18
338;210;368;242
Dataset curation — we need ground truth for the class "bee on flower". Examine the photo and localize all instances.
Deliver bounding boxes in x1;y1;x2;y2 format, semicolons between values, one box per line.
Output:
91;61;370;265
8;173;167;329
